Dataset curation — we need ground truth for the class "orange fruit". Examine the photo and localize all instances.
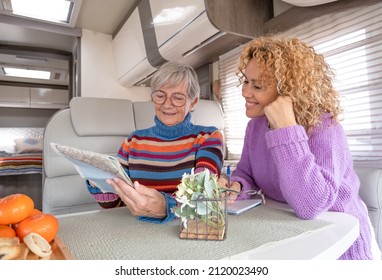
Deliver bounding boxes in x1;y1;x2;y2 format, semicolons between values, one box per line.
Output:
0;224;16;238
15;213;59;243
0;194;34;225
28;209;42;216
12;208;42;231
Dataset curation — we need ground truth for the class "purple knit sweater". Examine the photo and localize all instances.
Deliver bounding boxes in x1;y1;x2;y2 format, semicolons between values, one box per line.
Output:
231;114;373;260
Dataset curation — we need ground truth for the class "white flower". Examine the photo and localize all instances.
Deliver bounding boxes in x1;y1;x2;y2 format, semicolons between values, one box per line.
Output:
175;195;195;212
174;168;225;231
181;216;188;229
188;168;196;181
176;182;187;197
181;168;196;182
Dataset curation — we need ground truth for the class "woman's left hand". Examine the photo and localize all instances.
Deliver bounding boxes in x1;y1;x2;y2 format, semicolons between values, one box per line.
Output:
264;96;297;129
106;178;167;218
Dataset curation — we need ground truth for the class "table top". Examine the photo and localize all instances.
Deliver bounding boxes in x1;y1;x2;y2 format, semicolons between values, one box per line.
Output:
56;200;359;260
241;200;360;260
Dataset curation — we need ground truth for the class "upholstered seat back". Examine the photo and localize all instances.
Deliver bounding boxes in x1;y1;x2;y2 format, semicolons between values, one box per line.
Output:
354;165;382;253
43;97;135;215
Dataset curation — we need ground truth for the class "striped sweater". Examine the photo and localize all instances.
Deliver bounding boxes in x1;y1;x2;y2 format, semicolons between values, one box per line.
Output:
87;113;224;222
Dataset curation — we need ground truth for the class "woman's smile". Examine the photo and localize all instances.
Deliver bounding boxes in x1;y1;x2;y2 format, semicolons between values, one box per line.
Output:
245;101;259;108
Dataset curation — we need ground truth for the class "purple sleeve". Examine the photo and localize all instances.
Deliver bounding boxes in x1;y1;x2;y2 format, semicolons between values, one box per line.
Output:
230;120;259;199
265;120;350;219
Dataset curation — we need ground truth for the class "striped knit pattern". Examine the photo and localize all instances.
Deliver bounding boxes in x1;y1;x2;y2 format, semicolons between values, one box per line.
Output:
87;113;224;210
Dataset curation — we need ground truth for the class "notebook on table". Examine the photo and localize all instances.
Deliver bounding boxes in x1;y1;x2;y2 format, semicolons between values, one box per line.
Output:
227;199;262;215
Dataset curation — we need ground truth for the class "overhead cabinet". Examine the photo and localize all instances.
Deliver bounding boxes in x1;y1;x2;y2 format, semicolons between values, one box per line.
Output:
0;85;69;109
112;0;273;87
0;85;29;108
30;88;69;109
112;8;157;89
150;0;220;61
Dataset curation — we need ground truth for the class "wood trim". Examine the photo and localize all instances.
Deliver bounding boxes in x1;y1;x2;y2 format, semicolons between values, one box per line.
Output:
52;236;74;260
264;0;382;35
205;0;273;38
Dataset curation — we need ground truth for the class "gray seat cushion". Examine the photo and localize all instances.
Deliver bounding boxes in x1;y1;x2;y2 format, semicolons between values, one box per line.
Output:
354;165;382;252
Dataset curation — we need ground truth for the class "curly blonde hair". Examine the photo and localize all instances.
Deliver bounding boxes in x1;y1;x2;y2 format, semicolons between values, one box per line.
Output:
237;36;342;133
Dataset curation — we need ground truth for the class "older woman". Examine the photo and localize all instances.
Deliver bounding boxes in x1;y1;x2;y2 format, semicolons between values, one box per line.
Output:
87;62;224;223
218;36;380;260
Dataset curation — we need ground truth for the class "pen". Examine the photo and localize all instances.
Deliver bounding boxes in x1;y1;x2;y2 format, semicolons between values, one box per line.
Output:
227;165;231;189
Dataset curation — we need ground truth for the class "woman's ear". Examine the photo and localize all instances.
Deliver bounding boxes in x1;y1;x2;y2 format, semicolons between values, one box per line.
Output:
190;98;199;112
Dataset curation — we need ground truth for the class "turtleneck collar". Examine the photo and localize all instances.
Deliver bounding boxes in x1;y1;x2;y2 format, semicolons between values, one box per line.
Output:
152;113;194;139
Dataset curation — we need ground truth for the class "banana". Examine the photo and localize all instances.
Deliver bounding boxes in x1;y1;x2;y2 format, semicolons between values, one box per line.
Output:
23;232;52;258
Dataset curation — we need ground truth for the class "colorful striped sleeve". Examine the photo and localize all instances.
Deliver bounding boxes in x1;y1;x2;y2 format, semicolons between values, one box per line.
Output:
117;138;132;177
195;129;224;176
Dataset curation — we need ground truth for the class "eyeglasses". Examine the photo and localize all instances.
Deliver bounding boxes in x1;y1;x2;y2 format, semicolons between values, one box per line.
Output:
222;188;266;204
151;90;188;107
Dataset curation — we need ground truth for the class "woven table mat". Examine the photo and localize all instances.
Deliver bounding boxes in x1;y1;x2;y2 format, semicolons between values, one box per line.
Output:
57;205;331;260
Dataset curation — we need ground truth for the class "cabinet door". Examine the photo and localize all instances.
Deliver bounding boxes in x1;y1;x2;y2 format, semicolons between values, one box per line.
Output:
30;88;69;109
113;9;152;79
150;0;206;47
0;85;30;108
150;0;219;62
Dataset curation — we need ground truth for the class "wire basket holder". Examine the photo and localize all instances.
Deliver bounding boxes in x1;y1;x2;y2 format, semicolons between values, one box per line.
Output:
179;194;227;241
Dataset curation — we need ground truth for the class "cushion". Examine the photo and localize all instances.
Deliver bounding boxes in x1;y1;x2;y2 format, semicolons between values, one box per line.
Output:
14;137;43;153
69;97;136;136
0;141;15;154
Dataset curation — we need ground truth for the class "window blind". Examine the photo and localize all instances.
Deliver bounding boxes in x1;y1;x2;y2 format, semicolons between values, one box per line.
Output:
219;2;382;164
282;2;382;164
219;47;250;159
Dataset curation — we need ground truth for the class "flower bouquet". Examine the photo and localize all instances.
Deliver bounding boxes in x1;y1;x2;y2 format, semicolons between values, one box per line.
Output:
173;168;227;241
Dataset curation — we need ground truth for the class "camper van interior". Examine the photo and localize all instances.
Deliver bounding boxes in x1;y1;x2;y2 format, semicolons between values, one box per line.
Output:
0;0;382;261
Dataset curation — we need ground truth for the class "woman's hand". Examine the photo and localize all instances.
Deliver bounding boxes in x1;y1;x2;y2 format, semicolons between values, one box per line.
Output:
218;177;241;204
106;178;167;219
264;96;297;129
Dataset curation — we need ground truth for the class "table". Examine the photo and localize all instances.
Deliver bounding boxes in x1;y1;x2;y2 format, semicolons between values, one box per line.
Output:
243;200;360;260
56;200;359;260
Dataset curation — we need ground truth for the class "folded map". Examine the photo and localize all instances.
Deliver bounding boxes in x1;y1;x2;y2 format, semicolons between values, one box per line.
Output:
50;142;133;194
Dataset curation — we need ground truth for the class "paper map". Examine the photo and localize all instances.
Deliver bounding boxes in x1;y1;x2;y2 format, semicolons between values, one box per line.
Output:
51;142;133;193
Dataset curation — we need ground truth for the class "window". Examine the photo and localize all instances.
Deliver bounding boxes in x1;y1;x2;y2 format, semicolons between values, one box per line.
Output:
282;2;382;164
0;0;77;84
220;2;382;165
0;0;82;27
219;47;249;159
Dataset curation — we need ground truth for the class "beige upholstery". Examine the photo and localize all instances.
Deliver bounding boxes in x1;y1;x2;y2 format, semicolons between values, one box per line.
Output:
43;97;135;215
354;165;382;252
43;97;225;215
